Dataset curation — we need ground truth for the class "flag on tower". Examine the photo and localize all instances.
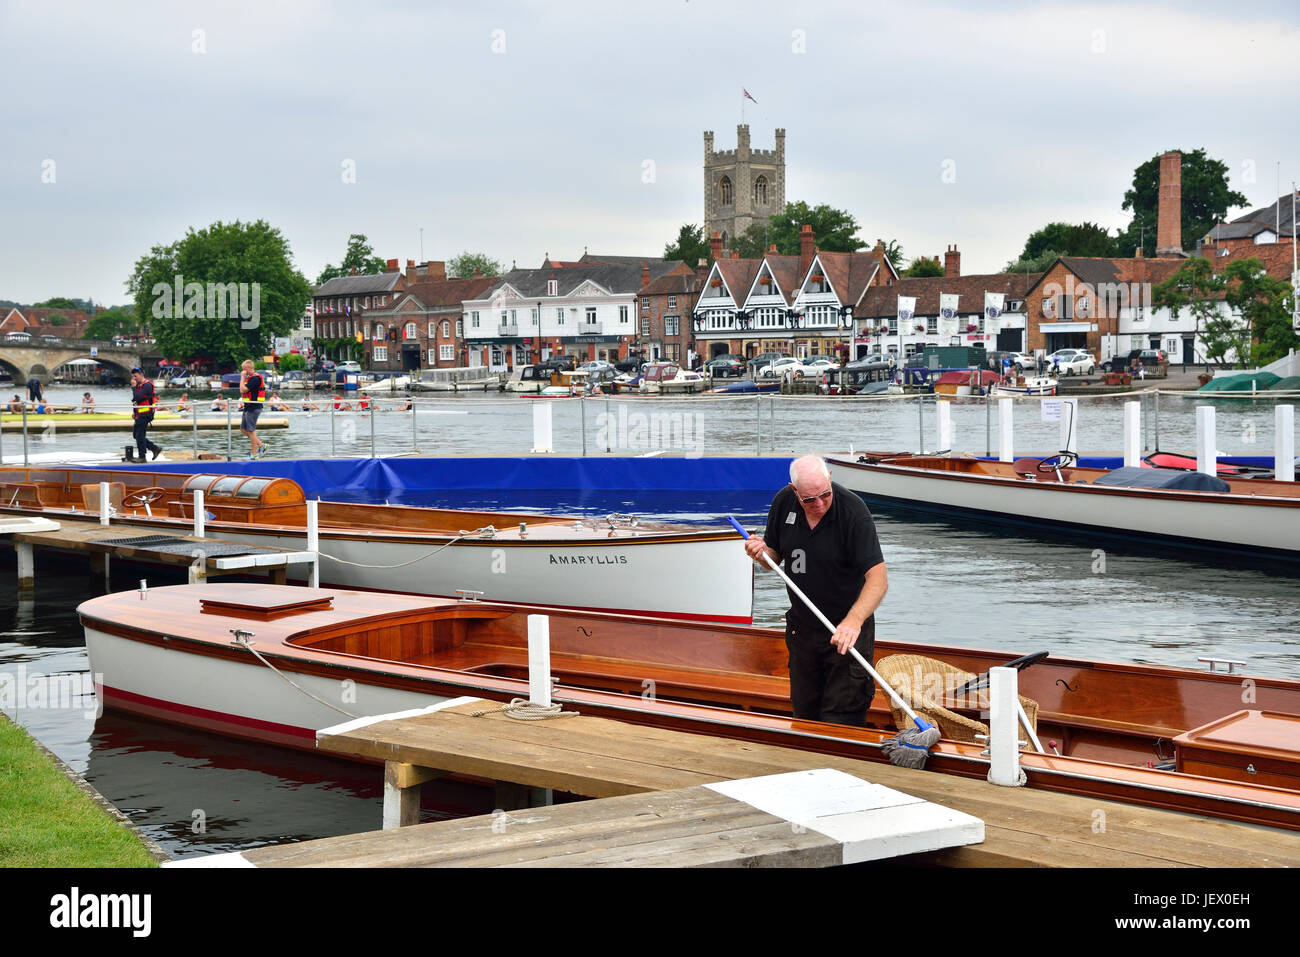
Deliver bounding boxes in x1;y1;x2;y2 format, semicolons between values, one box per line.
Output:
743;88;757;103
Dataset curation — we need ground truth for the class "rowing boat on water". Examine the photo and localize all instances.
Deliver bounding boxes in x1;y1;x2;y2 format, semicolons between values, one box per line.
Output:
1;466;753;622
78;583;1300;830
826;452;1300;562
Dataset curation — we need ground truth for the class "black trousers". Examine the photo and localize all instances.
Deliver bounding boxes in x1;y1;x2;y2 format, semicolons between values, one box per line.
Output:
132;416;159;458
785;624;875;727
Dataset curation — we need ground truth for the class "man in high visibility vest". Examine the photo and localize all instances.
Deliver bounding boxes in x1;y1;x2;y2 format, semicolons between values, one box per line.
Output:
130;367;163;461
239;359;267;459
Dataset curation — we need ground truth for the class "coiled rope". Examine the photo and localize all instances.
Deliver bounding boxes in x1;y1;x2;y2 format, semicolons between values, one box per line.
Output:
469;698;579;721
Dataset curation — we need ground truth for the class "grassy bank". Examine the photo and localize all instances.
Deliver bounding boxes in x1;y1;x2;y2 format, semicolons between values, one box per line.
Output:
0;713;158;867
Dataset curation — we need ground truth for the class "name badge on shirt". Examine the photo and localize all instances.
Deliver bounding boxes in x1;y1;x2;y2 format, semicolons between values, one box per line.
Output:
786;512;796;524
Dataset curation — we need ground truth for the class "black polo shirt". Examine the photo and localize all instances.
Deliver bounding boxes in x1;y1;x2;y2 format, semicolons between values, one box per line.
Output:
763;481;884;640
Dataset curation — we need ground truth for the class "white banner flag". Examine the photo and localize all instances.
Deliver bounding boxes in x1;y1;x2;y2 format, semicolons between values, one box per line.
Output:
984;292;1005;320
896;296;916;323
939;293;959;320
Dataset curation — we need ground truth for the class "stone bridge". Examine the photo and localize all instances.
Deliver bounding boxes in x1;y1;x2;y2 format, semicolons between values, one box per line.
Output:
0;338;143;383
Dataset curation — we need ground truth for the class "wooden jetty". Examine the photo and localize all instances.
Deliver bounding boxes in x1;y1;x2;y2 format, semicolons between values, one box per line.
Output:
173;697;1300;868
4;515;317;588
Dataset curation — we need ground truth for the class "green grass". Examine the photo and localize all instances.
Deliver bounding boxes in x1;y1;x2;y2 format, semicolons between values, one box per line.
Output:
0;713;158;867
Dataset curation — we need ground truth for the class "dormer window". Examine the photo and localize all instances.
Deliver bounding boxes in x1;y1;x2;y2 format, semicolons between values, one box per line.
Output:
547;279;558;296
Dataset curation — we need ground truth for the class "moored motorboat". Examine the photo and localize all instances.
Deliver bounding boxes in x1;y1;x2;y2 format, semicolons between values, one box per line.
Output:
78;582;1300;831
826;451;1300;561
0;466;753;622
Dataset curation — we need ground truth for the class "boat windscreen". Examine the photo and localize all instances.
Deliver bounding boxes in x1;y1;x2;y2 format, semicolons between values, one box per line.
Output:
209;476;243;497
234;478;274;500
182;474;220;495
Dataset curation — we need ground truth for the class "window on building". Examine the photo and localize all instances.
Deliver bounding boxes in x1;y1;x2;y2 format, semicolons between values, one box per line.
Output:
557;308;565;325
719;175;733;206
641;317;651;336
374;323;385;341
927;316;938;334
887;318;898;334
471;311;480;328
667;295;677;310
641;297;650;313
455;319;463;337
665;316;679;336
428;348;438;365
500;311;509;326
374;346;388;362
406;322;417;339
585;307;597;326
441;321;450;338
428;322;436;338
440;344;454;361
667;343;680;361
753;175;768;205
619;305;629;324
547;279;557;296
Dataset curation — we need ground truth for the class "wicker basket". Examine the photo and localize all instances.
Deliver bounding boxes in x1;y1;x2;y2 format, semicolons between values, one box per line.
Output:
875;654;1039;747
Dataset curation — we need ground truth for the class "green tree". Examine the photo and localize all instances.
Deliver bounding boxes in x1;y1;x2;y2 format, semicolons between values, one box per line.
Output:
767;201;865;255
729;223;772;260
34;297;81;310
278;352;306;373
1017;222;1117;261
127;220;312;369
1223;258;1297;366
448;252;502;279
1005;248;1067;274
316;234;387;285
880;239;904;270
85;306;140;340
1152;258;1231;364
663;224;712;265
902;256;945;278
1118;149;1248;257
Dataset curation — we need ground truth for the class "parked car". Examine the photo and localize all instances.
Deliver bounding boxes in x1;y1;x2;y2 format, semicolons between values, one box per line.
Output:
4;332;31;342
804;356;836;370
704;354;744;377
746;352;786;377
337;361;363;374
1046;349;1096;375
758;356;814;379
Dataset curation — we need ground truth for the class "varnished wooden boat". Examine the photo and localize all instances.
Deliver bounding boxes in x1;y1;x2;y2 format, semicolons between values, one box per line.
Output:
827;452;1300;561
0;466;752;622
79;583;1300;830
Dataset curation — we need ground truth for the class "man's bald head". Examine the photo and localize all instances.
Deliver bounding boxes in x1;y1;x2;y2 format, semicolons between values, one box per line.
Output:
789;455;830;487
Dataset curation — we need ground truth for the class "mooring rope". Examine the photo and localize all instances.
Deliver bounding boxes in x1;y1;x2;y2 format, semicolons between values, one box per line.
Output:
468;698;579;721
231;634;360;718
316;526;495;568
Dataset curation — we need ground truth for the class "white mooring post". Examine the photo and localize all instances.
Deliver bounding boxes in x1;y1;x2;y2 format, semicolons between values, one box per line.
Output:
306;499;320;588
998;397;1014;462
987;667;1023;787
527;614;552;708
1059;398;1079;454
936;400;953;452
531;402;554;454
193;489;205;538
98;482;111;527
16;542;34;592
1196;406;1217;476
1277;405;1295;483
1123;401;1142;467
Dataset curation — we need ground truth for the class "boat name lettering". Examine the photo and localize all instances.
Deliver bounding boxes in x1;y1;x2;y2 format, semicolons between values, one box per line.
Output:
548;554;629;565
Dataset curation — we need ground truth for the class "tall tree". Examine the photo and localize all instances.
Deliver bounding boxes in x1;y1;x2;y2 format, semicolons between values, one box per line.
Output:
1017;222;1117;262
85;306;140;340
448;252;502;279
1004;248;1067;274
316;234;387;285
663;224;712;265
1152;258;1232;364
1118;149;1248;256
729;223;771;260
1223;258;1297;366
126;220;312;368
766;201;865;255
33;296;81;310
902;256;945;278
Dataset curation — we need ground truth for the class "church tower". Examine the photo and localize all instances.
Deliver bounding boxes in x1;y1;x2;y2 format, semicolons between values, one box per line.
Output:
704;125;786;251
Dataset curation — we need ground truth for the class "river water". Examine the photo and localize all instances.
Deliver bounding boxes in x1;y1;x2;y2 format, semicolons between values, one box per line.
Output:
2;383;1298;859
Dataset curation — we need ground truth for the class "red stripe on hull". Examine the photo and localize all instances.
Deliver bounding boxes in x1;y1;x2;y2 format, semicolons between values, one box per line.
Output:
101;683;317;750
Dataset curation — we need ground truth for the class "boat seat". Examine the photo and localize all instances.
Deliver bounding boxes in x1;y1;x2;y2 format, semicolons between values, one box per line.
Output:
1;482;49;508
875;653;1038;746
79;482;126;514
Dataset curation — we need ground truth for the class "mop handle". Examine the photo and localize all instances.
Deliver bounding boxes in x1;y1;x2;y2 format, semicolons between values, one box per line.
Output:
727;516;925;727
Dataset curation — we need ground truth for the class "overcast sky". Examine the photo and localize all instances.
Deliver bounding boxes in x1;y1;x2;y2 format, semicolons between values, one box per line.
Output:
3;0;1298;306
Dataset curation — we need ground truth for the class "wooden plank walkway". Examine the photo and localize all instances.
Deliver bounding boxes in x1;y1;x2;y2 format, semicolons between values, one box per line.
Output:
169;768;985;868
235;696;1300;868
6;516;316;584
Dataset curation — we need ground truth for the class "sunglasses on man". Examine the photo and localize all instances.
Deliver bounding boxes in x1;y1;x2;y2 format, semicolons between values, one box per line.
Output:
796;486;832;505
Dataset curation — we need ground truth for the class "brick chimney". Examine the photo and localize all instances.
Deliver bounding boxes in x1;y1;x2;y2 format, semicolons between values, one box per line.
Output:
641;261;651;290
426;261;447;281
1156;151;1183;256
406;260;418;281
944;244;961;277
385;258;399;273
710;231;722;263
799;224;815;276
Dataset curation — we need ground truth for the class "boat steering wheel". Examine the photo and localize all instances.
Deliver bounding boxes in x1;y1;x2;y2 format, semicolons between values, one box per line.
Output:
1035;451;1078;472
123;487;168;508
950;651;1050;699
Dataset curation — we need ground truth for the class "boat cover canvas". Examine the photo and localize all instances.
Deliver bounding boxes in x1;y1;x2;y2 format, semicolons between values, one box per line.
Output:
1092;466;1231;492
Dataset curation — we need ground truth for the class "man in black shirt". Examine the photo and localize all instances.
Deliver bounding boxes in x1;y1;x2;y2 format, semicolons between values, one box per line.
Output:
129;367;162;461
743;455;888;726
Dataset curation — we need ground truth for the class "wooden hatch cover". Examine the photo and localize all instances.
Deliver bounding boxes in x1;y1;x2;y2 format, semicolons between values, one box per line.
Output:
200;585;334;621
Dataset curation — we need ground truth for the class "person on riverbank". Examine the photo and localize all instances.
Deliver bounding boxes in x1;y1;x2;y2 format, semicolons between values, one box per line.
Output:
26;376;43;403
129;367;163;461
742;455;888;727
79;392;96;413
239;359;267;459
